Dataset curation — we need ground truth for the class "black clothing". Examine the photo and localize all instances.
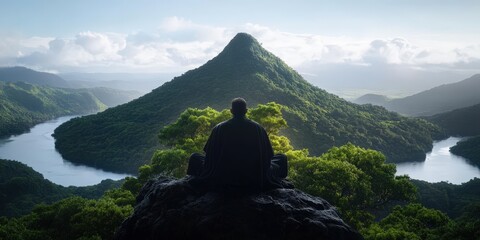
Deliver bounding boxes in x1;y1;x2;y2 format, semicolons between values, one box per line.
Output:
187;116;287;191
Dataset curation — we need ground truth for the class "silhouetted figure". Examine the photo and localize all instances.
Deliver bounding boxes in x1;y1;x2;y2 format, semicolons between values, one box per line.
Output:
187;98;288;192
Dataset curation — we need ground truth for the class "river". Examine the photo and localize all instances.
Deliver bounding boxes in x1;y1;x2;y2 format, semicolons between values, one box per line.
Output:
395;137;480;184
0;116;130;187
1;117;479;186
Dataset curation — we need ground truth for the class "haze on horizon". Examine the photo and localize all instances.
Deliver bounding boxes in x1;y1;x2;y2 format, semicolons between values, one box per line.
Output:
1;0;479;98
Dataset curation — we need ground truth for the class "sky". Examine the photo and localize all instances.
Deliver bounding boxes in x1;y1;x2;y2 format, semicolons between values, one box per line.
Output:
1;0;479;96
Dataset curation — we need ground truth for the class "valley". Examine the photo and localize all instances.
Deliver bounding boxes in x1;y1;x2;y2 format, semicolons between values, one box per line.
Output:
2;2;480;239
1;33;479;240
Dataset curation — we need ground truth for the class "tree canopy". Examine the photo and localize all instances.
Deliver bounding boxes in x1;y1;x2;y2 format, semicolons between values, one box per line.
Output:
125;102;416;229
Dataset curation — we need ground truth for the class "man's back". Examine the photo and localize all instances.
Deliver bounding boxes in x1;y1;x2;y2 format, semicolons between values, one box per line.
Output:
203;117;273;190
187;98;287;192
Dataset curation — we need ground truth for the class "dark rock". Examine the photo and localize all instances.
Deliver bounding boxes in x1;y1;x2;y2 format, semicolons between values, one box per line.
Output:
115;176;363;240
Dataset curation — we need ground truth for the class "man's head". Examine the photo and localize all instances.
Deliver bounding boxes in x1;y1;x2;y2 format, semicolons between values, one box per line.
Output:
231;98;247;117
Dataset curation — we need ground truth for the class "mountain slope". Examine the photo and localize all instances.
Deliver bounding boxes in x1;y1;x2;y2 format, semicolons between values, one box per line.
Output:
82;87;141;107
450;136;480;167
354;93;390;105
384;74;480;116
0;66;141;107
0;82;107;138
427;103;480;136
0;66;70;88
53;33;441;173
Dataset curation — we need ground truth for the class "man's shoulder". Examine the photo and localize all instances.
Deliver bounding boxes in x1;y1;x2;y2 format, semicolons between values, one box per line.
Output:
245;119;263;128
213;120;228;129
234;118;266;131
217;118;262;128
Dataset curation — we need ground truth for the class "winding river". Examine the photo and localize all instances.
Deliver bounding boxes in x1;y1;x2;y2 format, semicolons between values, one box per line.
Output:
1;117;479;187
0;116;130;187
395;137;480;184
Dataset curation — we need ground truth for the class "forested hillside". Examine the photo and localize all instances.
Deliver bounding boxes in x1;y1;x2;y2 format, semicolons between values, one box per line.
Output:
450;136;480;167
413;178;480;218
85;87;141;107
427;103;480;136
0;80;141;138
0;82;107;138
53;33;442;174
0;159;122;217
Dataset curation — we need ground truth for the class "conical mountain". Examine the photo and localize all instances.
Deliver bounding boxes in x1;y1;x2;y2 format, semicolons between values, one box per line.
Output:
54;33;441;173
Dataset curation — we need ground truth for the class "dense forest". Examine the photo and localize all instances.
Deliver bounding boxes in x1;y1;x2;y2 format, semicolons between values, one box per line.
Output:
1;104;479;239
0;159;122;217
0;81;139;138
428;103;480;137
53;33;443;174
450;136;480;167
413;178;480;218
0;81;106;138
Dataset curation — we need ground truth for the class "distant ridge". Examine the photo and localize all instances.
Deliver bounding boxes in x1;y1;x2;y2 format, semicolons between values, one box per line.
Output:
357;74;480;116
0;66;70;88
53;33;441;173
354;93;390;105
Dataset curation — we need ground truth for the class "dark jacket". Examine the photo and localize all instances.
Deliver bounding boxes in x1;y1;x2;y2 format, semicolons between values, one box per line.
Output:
200;116;281;191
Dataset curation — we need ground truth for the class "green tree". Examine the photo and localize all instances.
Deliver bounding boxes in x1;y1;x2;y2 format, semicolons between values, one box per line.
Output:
129;103;417;231
149;149;189;178
447;202;480;240
247;102;287;135
0;193;134;240
362;204;454;240
289;144;416;228
140;103;292;182
71;198;132;240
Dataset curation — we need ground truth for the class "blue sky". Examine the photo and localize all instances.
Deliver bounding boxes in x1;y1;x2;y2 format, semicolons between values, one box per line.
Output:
1;0;479;96
3;0;479;38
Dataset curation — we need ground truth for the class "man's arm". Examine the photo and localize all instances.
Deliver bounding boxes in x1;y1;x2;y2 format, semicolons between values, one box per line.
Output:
201;125;220;177
260;126;274;178
262;127;274;159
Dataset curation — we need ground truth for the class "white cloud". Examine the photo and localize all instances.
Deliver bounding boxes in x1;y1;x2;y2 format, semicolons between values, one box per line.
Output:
240;23;364;66
362;38;419;65
75;31;126;56
1;17;479;75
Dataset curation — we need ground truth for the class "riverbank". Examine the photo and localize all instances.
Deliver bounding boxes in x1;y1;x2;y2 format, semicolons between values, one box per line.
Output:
395;137;480;184
0;116;130;186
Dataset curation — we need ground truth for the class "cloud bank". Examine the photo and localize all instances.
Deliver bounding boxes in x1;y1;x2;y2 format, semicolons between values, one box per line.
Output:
1;16;479;80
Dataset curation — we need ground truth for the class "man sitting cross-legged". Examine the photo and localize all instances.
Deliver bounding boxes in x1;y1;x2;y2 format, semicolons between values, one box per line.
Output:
187;98;288;192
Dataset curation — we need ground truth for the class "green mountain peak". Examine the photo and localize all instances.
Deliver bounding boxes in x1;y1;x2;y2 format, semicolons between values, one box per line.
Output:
216;33;264;60
53;33;442;174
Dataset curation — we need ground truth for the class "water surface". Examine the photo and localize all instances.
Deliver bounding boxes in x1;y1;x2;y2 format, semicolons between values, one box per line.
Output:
2;118;478;186
0;116;130;187
396;137;480;184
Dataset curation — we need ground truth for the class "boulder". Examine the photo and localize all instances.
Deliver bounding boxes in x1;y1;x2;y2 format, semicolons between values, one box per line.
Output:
115;176;363;240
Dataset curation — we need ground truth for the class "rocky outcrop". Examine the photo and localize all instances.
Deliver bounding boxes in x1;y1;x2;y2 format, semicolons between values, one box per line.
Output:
115;177;363;240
